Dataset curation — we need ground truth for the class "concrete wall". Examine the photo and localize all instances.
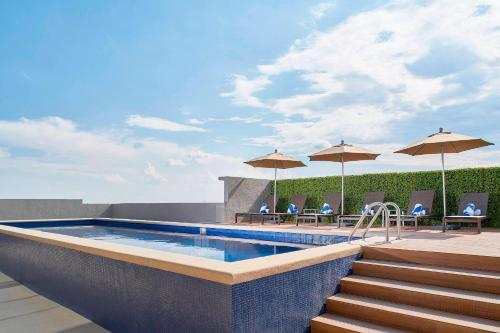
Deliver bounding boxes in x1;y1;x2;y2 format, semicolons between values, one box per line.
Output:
219;177;271;223
111;203;224;223
0;199;87;220
81;204;113;218
0;199;223;223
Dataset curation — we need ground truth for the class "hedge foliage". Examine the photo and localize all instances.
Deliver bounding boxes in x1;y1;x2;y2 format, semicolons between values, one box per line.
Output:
274;167;500;227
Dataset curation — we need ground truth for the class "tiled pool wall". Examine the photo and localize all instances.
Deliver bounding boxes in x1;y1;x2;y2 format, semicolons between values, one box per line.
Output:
0;230;360;333
0;232;231;332
3;218;350;245
231;253;360;333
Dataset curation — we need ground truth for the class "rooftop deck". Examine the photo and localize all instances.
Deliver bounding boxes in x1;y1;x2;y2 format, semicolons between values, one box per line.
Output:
225;222;500;257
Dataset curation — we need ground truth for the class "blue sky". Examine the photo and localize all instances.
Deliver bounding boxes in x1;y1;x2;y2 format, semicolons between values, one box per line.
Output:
0;0;498;202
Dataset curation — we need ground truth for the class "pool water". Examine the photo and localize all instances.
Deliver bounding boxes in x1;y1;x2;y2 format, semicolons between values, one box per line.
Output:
35;225;310;262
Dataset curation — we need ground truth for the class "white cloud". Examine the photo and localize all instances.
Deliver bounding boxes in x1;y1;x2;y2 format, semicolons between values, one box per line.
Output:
166;158;186;167
212;137;227;144
0;147;9;159
184;116;263;125
126;115;206;132
220;75;271;108
228;116;263;124
248;105;410;151
144;162;168;183
0;117;266;202
310;2;336;19
102;173;127;183
187;118;205;125
0;117;136;162
223;0;500;152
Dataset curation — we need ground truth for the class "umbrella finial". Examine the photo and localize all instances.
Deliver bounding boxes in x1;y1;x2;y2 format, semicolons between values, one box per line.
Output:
439;127;443;133
340;139;344;145
274;149;278;153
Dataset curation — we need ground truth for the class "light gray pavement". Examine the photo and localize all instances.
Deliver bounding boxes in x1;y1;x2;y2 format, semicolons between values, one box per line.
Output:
0;272;108;333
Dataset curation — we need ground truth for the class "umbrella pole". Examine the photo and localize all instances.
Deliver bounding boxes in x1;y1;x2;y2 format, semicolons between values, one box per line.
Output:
273;167;277;213
441;148;447;224
341;156;344;215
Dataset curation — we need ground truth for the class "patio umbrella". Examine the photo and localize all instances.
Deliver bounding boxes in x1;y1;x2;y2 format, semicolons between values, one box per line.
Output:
244;149;306;212
309;140;380;215
394;128;494;218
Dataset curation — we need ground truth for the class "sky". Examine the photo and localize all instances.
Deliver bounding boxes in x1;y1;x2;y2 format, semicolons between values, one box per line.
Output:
0;0;499;203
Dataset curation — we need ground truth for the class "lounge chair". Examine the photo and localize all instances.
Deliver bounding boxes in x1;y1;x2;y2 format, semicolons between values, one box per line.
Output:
444;192;489;233
297;192;341;227
390;190;435;230
234;195;279;224
274;194;308;225
337;192;385;228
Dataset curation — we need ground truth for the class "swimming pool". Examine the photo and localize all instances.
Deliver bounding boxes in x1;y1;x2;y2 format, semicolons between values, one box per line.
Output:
0;218;362;333
34;225;309;262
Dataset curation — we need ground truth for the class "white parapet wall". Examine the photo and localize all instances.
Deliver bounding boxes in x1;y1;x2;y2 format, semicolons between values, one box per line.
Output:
0;199;224;223
0;199;112;220
111;202;224;223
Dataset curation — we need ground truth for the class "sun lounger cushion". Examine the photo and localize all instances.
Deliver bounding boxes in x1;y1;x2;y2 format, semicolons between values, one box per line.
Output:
321;203;333;215
287;203;298;214
361;204;375;216
463;203;481;216
411;203;426;216
259;203;270;214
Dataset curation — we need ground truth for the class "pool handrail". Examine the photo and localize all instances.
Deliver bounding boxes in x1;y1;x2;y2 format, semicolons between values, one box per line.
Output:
348;202;401;244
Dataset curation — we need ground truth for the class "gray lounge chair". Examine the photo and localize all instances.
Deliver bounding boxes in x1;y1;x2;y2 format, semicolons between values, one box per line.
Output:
444;192;489;233
274;194;308;225
297;192;341;227
234;195;279;224
337;192;385;228
390;190;435;230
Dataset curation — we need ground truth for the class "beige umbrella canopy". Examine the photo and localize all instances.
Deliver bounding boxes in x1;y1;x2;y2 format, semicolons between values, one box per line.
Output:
309;140;380;214
395;128;494;217
244;149;306;211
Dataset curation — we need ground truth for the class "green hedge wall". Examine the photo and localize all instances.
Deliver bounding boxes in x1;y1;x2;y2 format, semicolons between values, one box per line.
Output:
274;167;500;227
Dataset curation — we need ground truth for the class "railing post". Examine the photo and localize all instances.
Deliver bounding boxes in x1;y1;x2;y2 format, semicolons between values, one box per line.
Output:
384;202;402;240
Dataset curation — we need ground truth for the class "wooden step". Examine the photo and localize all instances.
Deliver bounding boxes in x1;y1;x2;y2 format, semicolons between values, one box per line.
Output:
363;247;500;272
327;294;500;333
353;259;500;295
311;313;410;333
341;275;500;321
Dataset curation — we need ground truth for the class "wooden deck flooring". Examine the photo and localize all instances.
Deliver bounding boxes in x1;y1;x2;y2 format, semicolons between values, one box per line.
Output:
224;222;500;257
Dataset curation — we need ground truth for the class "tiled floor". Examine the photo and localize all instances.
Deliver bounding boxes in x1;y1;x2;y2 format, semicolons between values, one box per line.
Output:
0;272;108;333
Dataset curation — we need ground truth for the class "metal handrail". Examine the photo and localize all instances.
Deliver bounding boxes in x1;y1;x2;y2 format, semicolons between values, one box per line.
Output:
383;202;401;241
362;205;387;240
348;202;384;243
348;201;401;244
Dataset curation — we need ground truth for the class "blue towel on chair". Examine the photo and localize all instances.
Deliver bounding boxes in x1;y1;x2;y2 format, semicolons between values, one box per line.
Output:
411;203;426;216
287;203;298;214
361;205;375;216
260;203;270;214
463;203;481;216
321;203;333;215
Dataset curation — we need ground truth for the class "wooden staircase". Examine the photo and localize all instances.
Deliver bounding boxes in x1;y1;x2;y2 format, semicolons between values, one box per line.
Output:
311;247;500;333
